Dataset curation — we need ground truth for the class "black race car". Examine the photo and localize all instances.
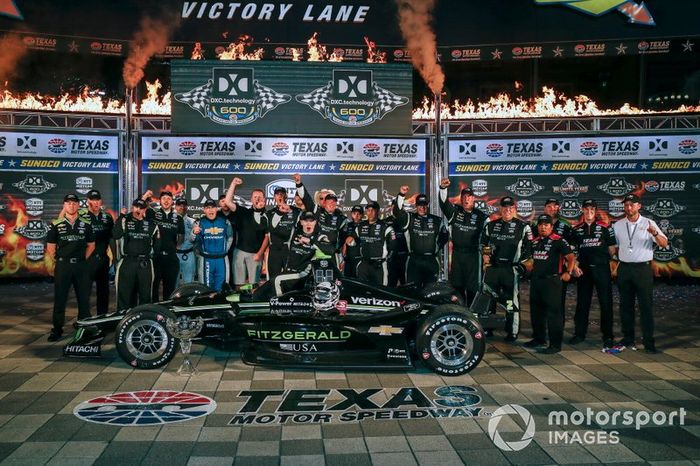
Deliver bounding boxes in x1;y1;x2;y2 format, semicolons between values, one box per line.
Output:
66;258;499;376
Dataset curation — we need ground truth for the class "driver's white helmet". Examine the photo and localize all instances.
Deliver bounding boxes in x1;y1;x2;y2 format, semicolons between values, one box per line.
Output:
313;281;340;311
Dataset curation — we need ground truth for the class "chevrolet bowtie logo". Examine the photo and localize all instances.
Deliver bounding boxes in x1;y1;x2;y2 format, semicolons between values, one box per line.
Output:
0;0;23;20
535;0;655;26
368;325;403;336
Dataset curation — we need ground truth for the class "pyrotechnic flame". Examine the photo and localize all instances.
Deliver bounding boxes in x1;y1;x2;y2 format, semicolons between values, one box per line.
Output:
0;34;27;81
139;79;171;115
653;257;700;278
148;181;186;203
306;32;326;62
0;195;54;276
291;48;304;61
123;16;177;89
218;34;264;60
364;36;387;64
191;42;204;60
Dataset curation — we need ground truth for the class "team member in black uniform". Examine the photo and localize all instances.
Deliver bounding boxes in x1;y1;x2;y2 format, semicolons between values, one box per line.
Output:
347;201;395;286
481;196;533;342
113;199;161;312
524;214;576;354
46;194;96;341
266;185;302;280
294;173;347;268
569;199;617;348
341;205;364;278
81;189;114;315
384;212;408;287
393;186;448;289
439;178;488;305
142;190;184;301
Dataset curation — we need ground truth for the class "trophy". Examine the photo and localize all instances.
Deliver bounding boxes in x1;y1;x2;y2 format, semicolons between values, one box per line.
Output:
166;316;204;376
481;243;494;269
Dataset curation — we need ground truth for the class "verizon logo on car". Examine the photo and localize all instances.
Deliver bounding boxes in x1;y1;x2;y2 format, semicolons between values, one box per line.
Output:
351;297;402;307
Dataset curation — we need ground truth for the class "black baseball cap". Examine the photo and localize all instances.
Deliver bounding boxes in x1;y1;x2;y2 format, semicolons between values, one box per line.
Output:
175;198;188;206
273;186;288;195
544;198;560;206
63;194;79;203
351;205;364;213
159;191;173;198
582;199;597;208
415;194;429;206
300;211;316;221
203;199;217;208
623;194;640;203
537;214;553;225
86;189;101;200
365;201;380;211
132;199;147;209
460;187;474;196
325;193;338;202
500;196;515;207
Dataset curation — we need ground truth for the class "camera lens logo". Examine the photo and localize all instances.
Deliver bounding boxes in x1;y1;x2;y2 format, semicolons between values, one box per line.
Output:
678;139;697;155
178;141;197;156
74;391;217;426
47;138;67;154
579;141;599;156
363;143;381;158
488;404;536;452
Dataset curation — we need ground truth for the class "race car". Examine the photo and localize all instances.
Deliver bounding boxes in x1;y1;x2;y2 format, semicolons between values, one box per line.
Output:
65;258;499;376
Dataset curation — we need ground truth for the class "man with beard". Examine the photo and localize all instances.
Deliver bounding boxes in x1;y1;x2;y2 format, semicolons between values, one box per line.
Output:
341;205;364;278
224;177;269;289
46;194;95;341
80;189;114;315
266;184;302;280
113;199;160;312
294;173;347;268
175;198;197;284
192;199;234;291
142;190;184;301
346;201;395;286
439;179;488;305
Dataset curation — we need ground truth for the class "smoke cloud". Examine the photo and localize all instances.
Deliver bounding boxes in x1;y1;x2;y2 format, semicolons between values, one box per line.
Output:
0;34;27;81
395;0;444;95
123;16;177;89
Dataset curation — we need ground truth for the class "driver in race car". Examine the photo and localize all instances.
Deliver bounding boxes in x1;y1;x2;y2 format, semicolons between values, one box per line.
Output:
273;211;335;296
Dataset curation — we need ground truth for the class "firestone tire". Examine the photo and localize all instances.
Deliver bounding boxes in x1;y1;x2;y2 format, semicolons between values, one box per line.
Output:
169;282;212;300
416;305;485;376
115;306;178;369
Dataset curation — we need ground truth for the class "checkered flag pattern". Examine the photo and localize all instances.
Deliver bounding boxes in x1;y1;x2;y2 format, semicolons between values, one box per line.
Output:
254;81;291;117
295;82;332;117
373;83;409;117
175;80;212;117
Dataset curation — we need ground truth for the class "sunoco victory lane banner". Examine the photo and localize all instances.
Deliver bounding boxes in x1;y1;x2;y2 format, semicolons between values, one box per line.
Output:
171;61;412;135
447;134;700;279
0;131;118;278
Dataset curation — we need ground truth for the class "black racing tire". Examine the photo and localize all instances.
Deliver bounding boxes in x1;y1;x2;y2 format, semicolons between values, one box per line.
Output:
169;282;212;300
115;305;178;369
416;305;485;376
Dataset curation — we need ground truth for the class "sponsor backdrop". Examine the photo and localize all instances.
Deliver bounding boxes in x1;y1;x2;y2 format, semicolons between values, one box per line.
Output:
447;134;700;279
141;135;427;216
0;131;119;278
171;61;412;135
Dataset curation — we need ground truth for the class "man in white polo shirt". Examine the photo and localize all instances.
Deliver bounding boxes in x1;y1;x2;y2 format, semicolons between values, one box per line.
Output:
612;194;668;353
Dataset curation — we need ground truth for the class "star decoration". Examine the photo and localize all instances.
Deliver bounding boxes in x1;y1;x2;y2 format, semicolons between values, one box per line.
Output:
640;163;648;170
553;46;563;57
616;43;628;55
68;41;79;53
682;40;694;52
8;159;16;167
233;163;241;170
491;49;502;60
329;164;337;171
540;164;548;171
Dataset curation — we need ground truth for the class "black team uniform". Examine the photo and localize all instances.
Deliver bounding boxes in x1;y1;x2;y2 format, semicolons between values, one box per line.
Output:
47;214;95;339
353;217;395;286
147;205;184;301
384;215;408;287
570;218;616;345
80;206;114;315
113;211;160;311
341;216;362;279
439;187;488;305
533;215;573;320
266;206;302;280
297;183;347;267
273;225;334;296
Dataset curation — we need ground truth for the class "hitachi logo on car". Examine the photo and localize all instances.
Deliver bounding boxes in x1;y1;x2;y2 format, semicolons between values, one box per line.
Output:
351;296;402;307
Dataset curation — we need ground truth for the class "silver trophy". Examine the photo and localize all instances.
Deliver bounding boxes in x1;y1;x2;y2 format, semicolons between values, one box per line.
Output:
166;316;204;376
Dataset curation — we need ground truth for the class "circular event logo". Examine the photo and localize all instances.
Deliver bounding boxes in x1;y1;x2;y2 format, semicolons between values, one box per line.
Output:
488;404;536;451
363;143;381;157
274;46;286;56
393;49;405;58
485;143;504;157
678;139;697;155
512;47;523;56
47;138;67;154
179;141;197;156
574;44;586;53
451;49;462;58
644;180;660;192
271;141;289;156
74;390;217;426
579;141;599;156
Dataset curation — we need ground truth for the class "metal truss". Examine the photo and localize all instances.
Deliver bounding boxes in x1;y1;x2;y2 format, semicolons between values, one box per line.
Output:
0;110;124;132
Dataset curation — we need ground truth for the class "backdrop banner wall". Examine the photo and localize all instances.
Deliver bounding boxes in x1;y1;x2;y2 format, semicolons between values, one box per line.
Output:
0;131;119;277
447;134;700;279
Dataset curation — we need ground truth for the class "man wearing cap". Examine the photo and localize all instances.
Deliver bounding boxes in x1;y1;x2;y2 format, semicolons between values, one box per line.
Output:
569;199;617;348
393;186;448;288
224;178;269;289
80;189;115;316
439;178;488;305
341;205;364;278
525;214;576;354
192;199;234;290
112;199;160;312
175;198;197;284
481;196;533;341
46;194;96;341
293;173;347;268
142;190;184;301
346;201;395;286
265;184;302;281
612;194;668;353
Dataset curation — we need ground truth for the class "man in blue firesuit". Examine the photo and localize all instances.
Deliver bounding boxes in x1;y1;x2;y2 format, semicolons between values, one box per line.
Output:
192;199;233;291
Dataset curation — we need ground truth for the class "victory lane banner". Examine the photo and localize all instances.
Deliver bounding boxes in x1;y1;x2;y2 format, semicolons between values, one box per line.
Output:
171;60;412;136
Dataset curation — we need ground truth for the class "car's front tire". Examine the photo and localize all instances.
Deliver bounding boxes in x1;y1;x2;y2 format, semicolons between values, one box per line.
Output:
416;305;485;376
115;306;178;369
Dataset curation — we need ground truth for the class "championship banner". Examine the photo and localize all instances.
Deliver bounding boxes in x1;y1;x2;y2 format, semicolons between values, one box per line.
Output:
0;131;119;278
171;61;412;135
447;134;700;279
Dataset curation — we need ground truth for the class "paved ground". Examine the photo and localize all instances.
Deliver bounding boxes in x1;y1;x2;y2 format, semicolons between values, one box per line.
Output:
0;279;698;466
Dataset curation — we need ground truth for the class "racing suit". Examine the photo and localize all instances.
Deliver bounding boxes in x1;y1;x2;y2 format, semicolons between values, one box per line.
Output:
297;183;347;267
266;206;302;280
481;218;533;339
439;187;488;305
193;216;233;291
274;227;334;296
392;194;448;289
341;220;362;278
80;208;114;315
533;218;573;321
353;219;395;286
177;214;196;284
384;215;408;287
147;207;184;301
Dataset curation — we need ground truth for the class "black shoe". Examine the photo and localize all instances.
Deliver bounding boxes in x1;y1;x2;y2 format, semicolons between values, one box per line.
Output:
603;338;614;349
644;344;658;354
48;330;62;342
616;338;635;348
523;339;546;348
568;335;585;345
504;334;518;343
539;346;561;354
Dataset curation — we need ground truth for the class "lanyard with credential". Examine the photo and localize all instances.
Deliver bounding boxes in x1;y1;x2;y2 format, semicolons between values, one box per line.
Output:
625;221;638;252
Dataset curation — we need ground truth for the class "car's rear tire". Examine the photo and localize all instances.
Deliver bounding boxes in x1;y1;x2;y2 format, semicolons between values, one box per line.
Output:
115;306;178;369
169;282;212;300
416;305;485;376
